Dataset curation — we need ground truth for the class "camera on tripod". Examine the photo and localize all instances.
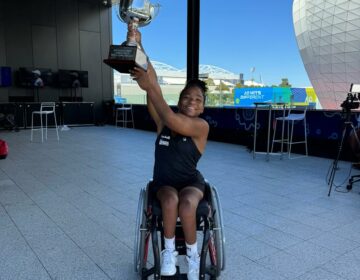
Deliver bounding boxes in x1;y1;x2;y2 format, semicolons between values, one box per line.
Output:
340;84;360;122
341;83;360;111
328;83;360;196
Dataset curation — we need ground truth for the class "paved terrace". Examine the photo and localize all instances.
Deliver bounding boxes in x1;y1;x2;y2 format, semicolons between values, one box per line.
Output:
0;126;360;280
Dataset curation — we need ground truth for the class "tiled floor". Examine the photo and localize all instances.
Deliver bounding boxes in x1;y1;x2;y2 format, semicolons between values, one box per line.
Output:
0;126;360;280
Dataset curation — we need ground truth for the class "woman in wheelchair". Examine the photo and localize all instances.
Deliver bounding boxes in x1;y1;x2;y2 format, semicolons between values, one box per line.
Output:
130;28;209;279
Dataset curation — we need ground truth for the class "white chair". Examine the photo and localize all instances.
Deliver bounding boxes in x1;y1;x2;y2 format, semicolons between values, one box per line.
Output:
115;102;134;128
271;106;308;159
31;102;59;142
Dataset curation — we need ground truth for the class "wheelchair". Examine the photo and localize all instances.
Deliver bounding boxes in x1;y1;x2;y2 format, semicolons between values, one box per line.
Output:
134;180;226;279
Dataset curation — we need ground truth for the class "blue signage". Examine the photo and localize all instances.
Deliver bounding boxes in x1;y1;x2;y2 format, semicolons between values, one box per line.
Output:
234;87;273;107
273;87;291;103
291;88;307;102
234;87;297;107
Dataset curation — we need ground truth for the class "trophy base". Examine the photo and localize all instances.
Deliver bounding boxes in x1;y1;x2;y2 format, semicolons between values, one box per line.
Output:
103;59;138;74
104;45;148;74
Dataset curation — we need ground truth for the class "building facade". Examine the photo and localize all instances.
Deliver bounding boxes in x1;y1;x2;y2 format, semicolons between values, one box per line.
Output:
293;0;360;109
0;0;113;120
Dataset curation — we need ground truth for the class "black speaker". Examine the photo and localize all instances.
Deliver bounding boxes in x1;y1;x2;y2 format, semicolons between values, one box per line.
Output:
59;96;83;102
61;102;94;125
0;67;11;87
8;96;35;103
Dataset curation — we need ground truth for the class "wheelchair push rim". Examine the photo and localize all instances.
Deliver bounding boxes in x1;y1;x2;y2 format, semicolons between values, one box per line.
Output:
133;187;148;274
211;185;226;272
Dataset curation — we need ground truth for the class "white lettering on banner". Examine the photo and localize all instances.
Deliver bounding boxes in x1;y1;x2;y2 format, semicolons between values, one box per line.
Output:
159;139;169;146
240;91;264;100
161;135;170;140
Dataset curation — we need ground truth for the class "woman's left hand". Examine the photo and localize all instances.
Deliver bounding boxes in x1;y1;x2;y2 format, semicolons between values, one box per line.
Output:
130;63;158;91
130;67;149;91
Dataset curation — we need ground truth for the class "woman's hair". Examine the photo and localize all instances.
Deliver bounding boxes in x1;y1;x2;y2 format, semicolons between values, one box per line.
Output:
179;79;208;103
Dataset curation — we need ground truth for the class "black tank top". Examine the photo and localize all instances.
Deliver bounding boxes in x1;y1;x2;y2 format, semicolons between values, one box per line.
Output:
153;126;202;186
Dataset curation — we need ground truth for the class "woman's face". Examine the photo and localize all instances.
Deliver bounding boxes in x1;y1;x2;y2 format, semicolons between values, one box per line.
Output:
178;86;205;117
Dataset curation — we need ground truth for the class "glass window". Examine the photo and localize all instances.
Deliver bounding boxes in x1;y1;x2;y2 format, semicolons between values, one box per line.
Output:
200;1;314;108
111;1;314;109
111;1;187;105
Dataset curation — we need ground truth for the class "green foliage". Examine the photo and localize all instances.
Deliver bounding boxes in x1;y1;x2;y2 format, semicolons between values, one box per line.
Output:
279;78;291;87
215;81;229;91
204;78;215;86
206;91;235;106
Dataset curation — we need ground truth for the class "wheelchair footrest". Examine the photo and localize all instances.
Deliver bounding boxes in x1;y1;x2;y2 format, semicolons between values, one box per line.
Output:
161;266;188;279
161;275;187;280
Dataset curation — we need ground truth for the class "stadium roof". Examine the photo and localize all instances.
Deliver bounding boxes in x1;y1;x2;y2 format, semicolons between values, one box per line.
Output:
198;64;238;80
151;61;239;80
114;60;239;82
151;61;182;72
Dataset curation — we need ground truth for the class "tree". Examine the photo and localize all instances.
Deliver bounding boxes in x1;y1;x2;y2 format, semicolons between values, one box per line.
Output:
235;82;245;88
279;78;291;87
204;78;215;86
215;81;229;91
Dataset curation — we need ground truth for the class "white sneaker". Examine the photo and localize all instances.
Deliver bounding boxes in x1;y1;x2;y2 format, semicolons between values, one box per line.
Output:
160;249;178;276
186;254;200;280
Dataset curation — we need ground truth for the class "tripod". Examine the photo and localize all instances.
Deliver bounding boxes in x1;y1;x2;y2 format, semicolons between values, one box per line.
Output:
328;108;360;196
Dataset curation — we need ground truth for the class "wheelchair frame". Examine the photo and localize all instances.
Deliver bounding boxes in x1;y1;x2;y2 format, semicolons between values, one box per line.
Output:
134;181;226;279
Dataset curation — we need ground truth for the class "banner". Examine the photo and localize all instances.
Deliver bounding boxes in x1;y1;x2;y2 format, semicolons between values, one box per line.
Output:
234;87;273;107
273;87;291;103
234;87;318;108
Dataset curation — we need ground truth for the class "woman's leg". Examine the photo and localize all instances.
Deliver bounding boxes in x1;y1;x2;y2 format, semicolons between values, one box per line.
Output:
157;186;179;276
179;186;203;279
157;186;179;238
178;187;203;244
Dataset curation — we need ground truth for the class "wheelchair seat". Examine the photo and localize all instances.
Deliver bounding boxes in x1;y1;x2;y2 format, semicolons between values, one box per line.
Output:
134;180;226;280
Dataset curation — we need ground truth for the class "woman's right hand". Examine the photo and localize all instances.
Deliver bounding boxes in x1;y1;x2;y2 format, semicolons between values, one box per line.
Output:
127;22;142;45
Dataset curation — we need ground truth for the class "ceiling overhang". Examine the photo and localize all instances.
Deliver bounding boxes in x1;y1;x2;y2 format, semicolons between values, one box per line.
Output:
99;0;119;7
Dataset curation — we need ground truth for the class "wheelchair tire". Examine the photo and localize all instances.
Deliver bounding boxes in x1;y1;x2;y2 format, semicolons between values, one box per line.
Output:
210;185;226;273
134;187;148;274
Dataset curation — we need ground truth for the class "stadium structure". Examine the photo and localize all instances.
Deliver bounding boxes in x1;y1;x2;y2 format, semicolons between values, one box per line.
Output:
293;0;360;109
113;61;243;104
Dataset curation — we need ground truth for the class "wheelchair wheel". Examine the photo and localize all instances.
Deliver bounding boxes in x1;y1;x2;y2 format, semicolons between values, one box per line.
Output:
133;187;150;275
210;185;226;273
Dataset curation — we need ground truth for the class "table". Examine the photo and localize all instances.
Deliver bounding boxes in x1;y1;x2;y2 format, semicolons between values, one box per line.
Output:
253;102;286;160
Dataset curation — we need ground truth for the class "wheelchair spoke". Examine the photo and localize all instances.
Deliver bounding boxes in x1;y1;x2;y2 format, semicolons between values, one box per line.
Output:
208;234;217;266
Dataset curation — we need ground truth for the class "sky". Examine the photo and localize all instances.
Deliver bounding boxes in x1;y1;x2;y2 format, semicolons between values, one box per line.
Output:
112;0;311;87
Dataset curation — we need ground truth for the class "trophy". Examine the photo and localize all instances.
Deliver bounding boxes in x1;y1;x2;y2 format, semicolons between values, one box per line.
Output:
104;0;159;73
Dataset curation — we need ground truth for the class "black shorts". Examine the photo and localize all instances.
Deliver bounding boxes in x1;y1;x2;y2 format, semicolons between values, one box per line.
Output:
151;172;206;195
